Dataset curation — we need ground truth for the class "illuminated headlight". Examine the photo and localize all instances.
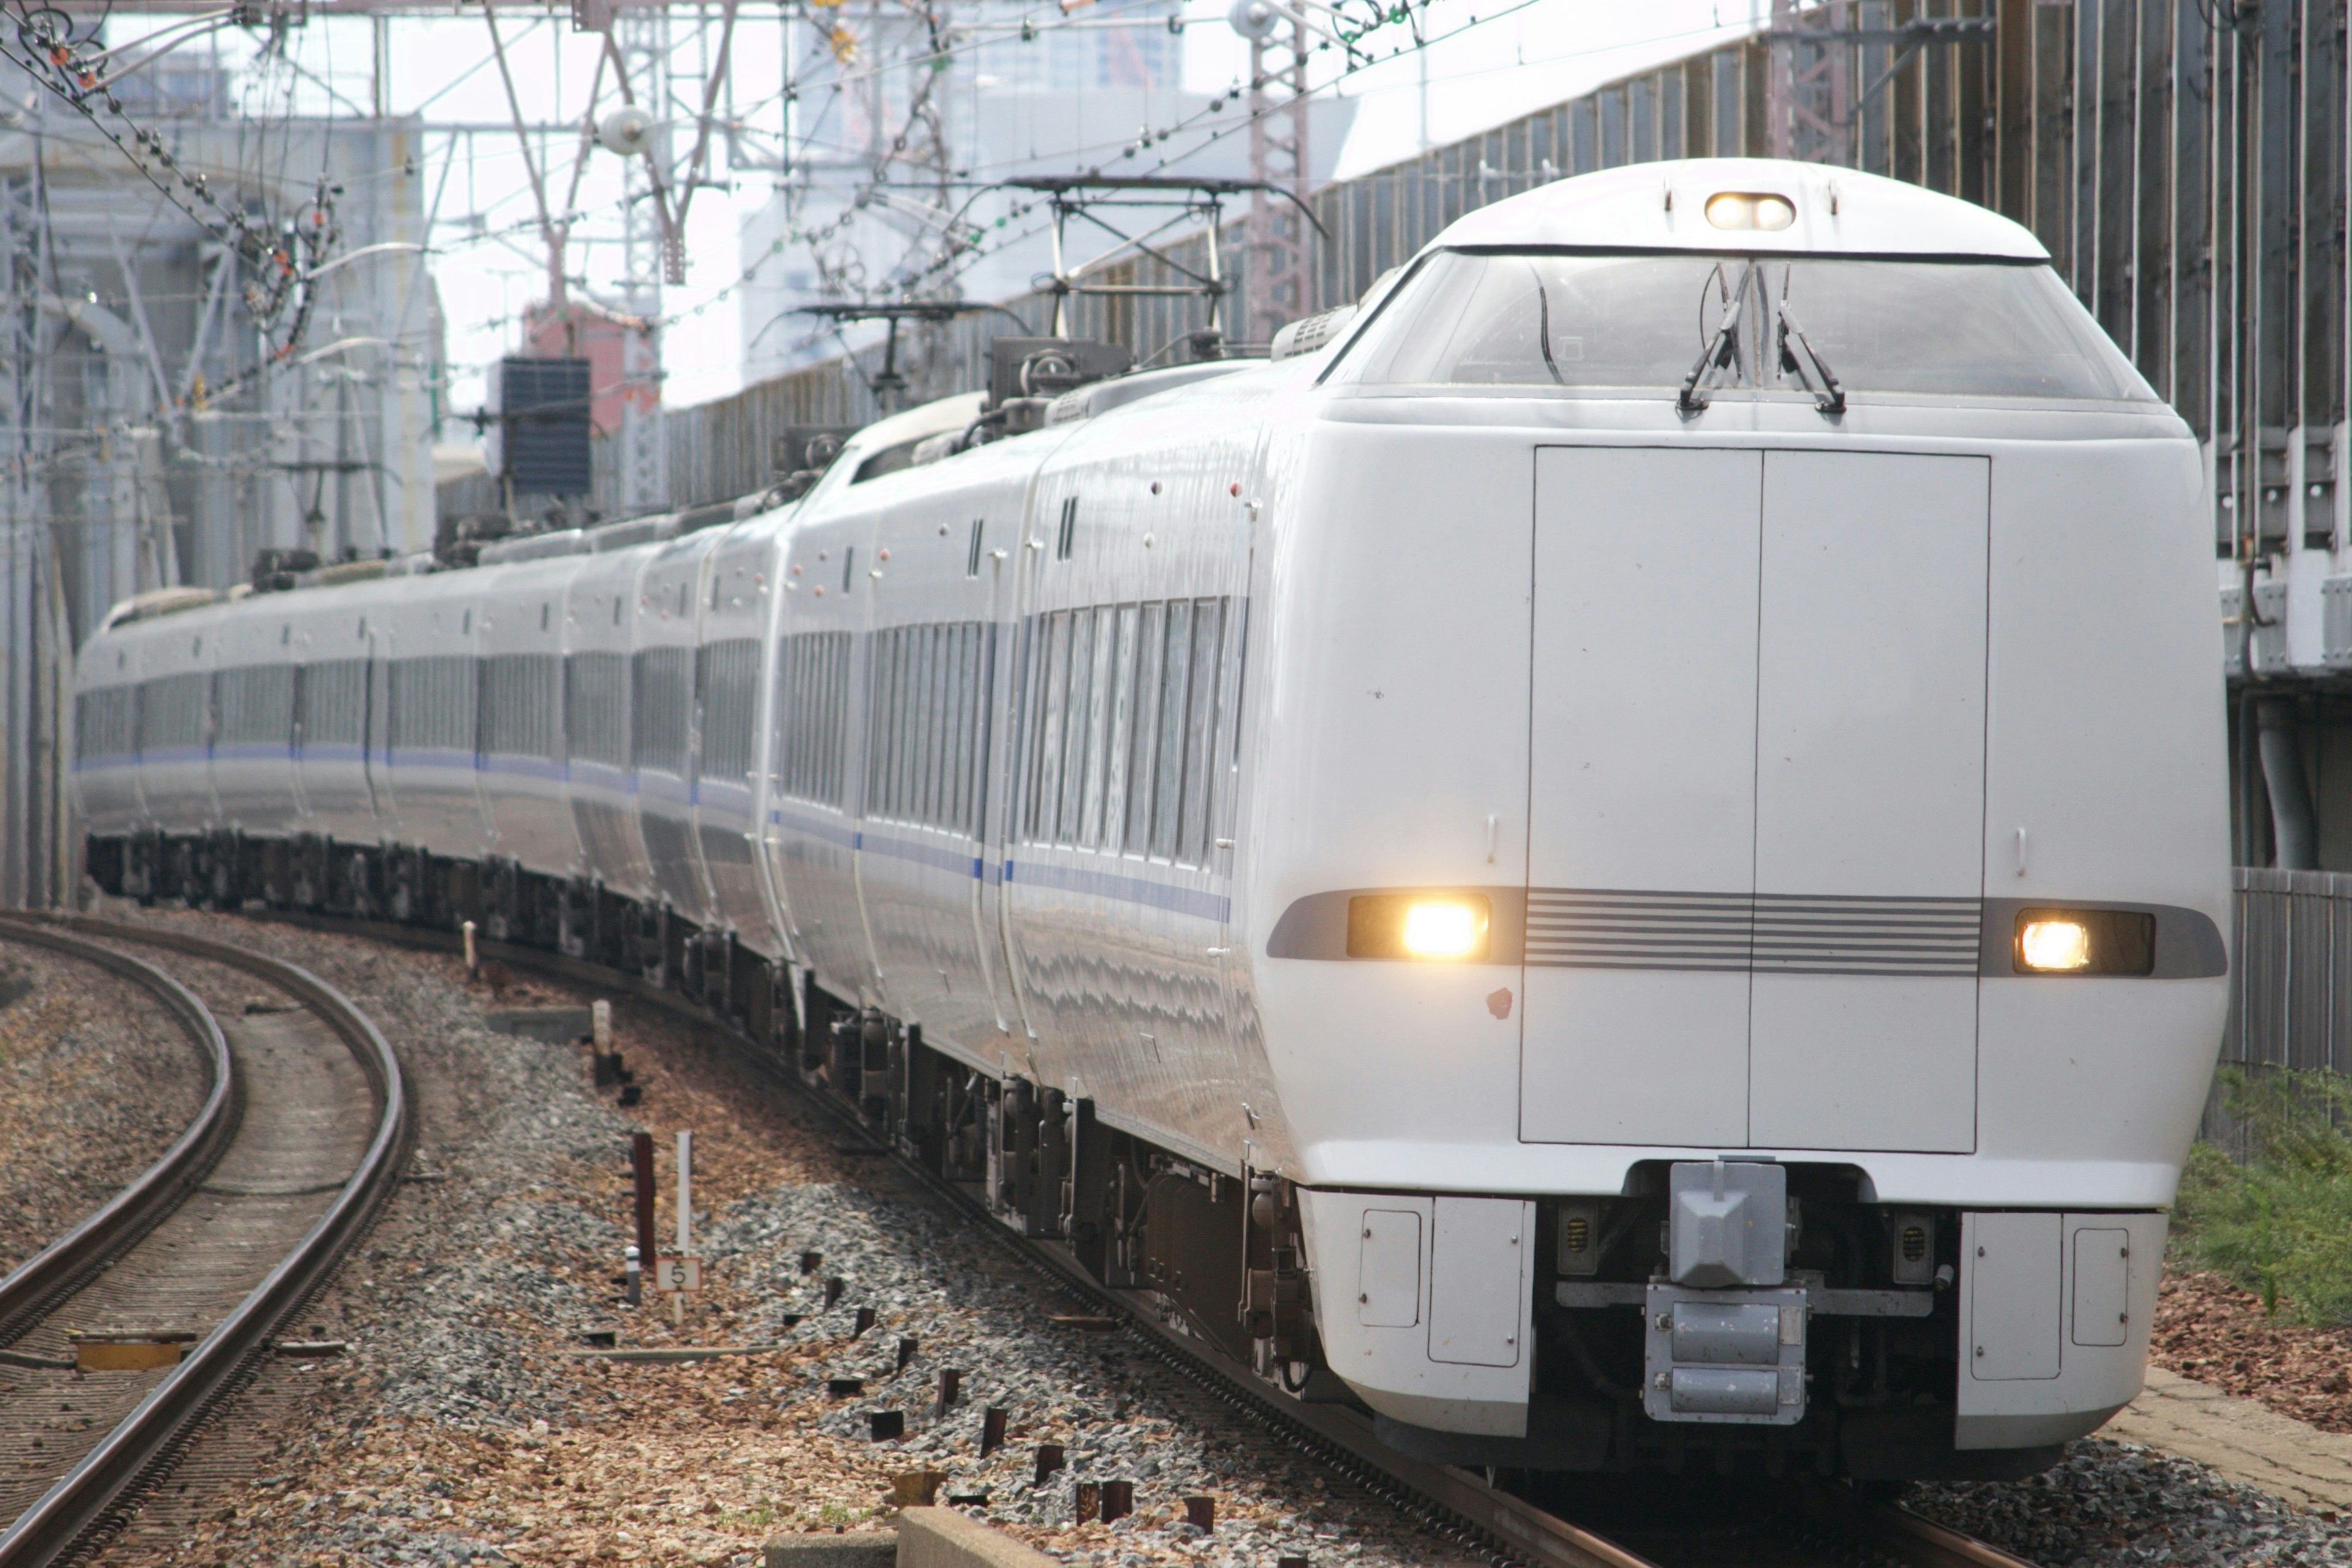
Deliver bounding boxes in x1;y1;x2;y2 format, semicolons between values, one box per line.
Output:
2014;908;2156;976
1347;894;1491;962
1705;191;1796;232
2018;918;2090;971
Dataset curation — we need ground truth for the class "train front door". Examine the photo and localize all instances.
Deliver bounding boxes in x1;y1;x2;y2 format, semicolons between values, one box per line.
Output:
1520;446;1986;1154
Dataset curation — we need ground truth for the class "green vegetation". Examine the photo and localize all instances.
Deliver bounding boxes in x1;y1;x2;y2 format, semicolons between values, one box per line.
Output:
2173;1066;2352;1325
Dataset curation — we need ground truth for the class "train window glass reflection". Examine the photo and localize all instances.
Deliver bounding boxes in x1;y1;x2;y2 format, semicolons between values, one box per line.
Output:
1334;251;2157;401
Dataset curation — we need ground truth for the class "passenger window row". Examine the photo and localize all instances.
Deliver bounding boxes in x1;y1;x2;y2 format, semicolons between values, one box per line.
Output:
1020;597;1229;867
77;686;138;761
698;639;762;783
774;631;852;807
89;603;1240;880
481;654;560;760
390;655;477;755
216;666;293;747
300;660;368;747
632;647;693;775
565;651;630;767
865;620;994;837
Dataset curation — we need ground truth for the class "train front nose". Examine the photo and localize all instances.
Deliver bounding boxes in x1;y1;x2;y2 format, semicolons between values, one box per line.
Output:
1521;445;1991;1152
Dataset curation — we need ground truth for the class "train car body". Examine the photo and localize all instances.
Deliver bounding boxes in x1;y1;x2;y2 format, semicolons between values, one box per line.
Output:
74;159;2228;1480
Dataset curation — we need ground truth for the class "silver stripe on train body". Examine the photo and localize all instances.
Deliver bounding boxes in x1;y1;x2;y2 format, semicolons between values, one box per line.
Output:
1524;889;1982;976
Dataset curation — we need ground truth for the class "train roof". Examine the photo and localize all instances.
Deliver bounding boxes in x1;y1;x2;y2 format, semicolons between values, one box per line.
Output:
1434;157;2048;262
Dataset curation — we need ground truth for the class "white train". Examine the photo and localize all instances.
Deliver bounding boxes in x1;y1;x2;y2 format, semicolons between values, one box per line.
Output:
74;159;2230;1479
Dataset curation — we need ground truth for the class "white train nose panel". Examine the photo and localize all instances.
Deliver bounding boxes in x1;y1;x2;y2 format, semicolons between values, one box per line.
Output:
1748;451;1988;1153
1521;447;1988;1153
1521;447;1762;1147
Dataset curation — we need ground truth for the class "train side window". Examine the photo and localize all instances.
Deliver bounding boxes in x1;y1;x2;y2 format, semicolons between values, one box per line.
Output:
1150;602;1195;859
777;631;851;807
697;639;757;782
565;650;630;767
482;653;559;760
1029;612;1072;843
1178;599;1226;862
1102;605;1140;852
1058;610;1098;843
1124;603;1167;853
633;647;692;775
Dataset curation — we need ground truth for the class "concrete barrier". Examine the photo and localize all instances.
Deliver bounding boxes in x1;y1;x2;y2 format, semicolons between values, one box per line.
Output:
766;1509;1061;1568
897;1508;1062;1568
764;1533;897;1568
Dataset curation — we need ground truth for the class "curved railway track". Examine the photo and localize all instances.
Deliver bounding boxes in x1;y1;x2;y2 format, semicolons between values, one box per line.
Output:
0;914;409;1568
247;907;2041;1568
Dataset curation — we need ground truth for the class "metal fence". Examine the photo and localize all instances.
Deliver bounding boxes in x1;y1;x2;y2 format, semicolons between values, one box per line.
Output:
2208;867;2352;1151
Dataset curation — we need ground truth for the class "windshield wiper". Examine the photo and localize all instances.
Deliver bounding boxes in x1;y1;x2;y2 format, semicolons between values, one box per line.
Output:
1776;298;1846;416
1535;270;1566;386
1678;261;1755;415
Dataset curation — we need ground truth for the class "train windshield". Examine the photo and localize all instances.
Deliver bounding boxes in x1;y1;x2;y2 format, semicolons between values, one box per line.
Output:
1329;251;2157;403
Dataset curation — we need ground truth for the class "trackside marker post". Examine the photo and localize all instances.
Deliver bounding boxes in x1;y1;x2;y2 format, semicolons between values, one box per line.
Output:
631;1132;657;1302
462;919;477;974
663;1129;696;1325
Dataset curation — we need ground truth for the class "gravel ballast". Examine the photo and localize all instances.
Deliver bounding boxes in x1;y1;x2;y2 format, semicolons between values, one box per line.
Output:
55;907;2352;1568
0;935;209;1275
1908;1439;2352;1565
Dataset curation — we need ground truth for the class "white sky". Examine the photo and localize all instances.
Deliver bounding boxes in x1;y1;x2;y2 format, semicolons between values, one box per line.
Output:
110;0;1763;421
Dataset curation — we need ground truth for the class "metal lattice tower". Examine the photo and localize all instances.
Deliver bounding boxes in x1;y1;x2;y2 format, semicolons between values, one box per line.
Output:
1243;15;1312;347
615;6;673;517
1767;0;1852;164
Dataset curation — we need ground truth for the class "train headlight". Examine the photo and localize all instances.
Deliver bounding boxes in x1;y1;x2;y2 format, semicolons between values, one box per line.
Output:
2018;918;2090;971
1346;894;1491;961
2014;908;2157;976
1705;191;1796;232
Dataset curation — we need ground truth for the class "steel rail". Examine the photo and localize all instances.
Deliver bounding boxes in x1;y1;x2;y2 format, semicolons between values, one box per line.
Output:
0;924;239;1349
0;913;411;1568
249;907;2041;1568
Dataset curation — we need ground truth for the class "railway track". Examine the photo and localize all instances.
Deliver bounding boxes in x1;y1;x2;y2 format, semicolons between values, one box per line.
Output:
0;914;408;1568
246;906;2041;1568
